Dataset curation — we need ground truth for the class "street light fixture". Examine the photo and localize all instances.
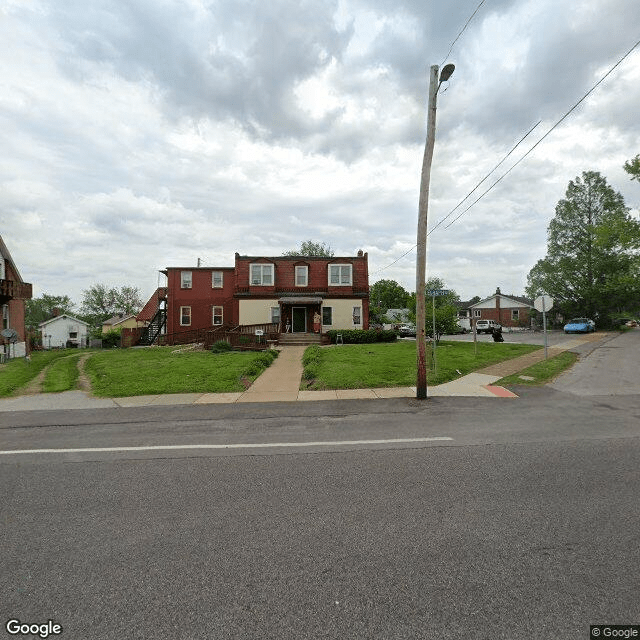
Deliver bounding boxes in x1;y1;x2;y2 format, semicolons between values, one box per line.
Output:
416;63;455;400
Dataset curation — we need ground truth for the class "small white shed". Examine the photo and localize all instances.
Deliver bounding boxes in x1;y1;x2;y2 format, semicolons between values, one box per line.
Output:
39;314;90;349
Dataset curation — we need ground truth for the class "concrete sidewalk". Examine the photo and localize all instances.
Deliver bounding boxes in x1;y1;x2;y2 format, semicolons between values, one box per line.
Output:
0;333;607;412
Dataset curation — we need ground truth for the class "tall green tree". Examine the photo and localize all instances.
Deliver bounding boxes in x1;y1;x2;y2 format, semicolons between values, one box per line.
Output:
624;154;640;181
405;277;460;336
25;294;75;329
370;279;409;310
282;240;335;257
526;171;640;322
79;283;143;328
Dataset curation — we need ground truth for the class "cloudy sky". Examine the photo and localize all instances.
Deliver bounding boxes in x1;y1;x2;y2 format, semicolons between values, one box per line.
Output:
2;0;639;307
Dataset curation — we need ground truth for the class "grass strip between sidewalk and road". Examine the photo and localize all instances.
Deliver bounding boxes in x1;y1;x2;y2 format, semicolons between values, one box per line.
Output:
494;351;578;387
84;347;278;397
301;340;541;390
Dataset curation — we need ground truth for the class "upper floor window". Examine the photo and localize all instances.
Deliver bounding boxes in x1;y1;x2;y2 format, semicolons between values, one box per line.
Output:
212;271;223;288
474;309;481;317
0;257;5;280
181;271;192;289
295;266;308;287
251;264;274;286
329;264;352;286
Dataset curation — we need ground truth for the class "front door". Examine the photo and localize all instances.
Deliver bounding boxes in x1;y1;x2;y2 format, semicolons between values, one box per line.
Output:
292;307;307;333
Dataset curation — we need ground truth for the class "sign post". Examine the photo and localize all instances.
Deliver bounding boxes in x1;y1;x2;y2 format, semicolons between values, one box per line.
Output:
427;289;449;375
534;295;554;359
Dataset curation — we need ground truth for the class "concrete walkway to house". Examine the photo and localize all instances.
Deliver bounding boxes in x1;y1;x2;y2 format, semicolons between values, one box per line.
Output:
0;333;608;412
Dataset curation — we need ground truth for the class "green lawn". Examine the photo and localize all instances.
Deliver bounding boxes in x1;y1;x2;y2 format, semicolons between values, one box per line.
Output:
42;353;83;393
301;340;542;390
0;350;81;397
84;347;276;397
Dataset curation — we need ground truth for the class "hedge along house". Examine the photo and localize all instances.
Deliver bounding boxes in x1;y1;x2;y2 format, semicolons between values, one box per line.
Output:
158;251;370;340
0;236;32;358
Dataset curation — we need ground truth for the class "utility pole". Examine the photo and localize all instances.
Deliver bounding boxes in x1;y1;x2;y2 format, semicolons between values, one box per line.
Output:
416;63;454;399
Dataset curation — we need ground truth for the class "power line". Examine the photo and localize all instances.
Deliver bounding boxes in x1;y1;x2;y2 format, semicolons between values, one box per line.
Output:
442;36;640;230
372;36;640;275
428;119;541;235
440;0;487;67
370;120;541;275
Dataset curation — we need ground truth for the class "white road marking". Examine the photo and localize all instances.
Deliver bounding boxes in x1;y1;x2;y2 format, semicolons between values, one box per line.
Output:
0;437;453;455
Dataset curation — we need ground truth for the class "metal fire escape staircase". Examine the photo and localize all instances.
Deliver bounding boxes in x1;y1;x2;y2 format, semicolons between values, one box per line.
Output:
140;306;167;345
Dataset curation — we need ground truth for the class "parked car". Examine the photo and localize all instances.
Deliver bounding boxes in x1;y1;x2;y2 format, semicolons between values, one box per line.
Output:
563;318;595;333
475;319;501;334
397;324;417;337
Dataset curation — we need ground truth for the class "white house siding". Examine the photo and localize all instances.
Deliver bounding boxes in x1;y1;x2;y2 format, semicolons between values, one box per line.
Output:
321;299;363;330
239;300;280;325
40;316;89;349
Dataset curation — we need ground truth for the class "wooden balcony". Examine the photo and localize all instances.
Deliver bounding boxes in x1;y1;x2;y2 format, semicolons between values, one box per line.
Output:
0;279;32;303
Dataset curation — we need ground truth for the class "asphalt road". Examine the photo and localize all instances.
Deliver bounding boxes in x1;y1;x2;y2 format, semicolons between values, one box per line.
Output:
2;330;639;639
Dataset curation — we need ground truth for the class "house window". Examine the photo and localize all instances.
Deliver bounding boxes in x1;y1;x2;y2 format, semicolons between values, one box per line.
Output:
474;309;481;317
295;266;308;287
181;271;192;289
271;307;281;324
69;332;78;339
2;305;7;330
322;307;332;325
212;271;223;288
0;258;4;280
212;306;223;325
180;306;191;326
353;306;361;325
250;264;274;286
329;264;352;286
512;309;519;321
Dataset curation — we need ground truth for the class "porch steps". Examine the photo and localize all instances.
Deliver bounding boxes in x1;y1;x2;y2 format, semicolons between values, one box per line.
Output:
278;333;322;347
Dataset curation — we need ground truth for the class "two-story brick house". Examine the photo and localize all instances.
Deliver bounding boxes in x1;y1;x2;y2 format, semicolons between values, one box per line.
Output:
469;287;534;329
0;236;33;358
157;251;369;338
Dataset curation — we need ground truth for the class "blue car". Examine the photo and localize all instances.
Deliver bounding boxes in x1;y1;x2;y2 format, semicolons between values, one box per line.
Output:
564;317;595;333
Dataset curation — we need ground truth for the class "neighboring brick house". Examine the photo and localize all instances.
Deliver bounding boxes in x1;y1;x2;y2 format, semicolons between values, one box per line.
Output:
156;251;370;337
0;236;32;358
469;287;534;329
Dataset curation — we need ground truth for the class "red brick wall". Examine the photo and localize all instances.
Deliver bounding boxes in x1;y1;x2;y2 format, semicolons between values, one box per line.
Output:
165;254;370;333
8;299;26;341
234;253;369;294
166;267;236;335
474;307;531;327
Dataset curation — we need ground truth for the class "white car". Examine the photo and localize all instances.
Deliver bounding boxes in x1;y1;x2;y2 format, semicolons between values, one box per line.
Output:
475;319;501;334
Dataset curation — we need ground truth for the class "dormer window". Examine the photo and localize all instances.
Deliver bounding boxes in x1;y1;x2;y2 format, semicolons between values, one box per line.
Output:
295;266;308;287
329;264;352;286
251;264;274;286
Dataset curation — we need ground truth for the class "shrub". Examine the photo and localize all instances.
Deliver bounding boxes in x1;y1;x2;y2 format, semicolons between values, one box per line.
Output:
325;329;397;344
210;341;232;354
240;349;278;377
101;328;122;348
302;345;322;380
